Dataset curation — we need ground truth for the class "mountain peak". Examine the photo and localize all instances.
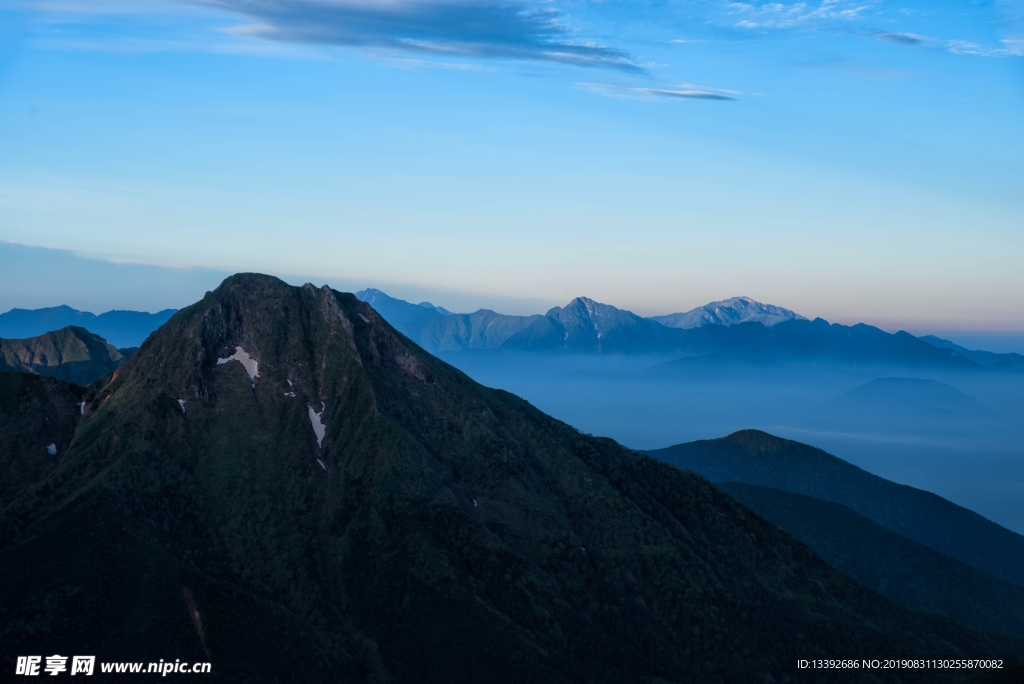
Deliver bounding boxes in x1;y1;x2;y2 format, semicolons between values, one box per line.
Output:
551;296;629;319
720;429;793;453
650;297;806;329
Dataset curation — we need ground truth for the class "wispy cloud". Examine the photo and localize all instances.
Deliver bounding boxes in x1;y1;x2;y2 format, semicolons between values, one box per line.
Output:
867;30;1024;57
726;0;870;30
193;0;641;70
382;57;487;71
946;38;1024;56
873;31;927;46
577;82;738;101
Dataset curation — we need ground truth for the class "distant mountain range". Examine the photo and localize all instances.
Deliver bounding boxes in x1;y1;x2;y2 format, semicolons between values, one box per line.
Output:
355;290;808;354
356;289;1023;370
0;305;176;348
7;274;1021;681
5;293;1023;375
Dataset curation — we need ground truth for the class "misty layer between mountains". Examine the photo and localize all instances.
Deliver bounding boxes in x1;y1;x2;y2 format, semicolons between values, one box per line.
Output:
350;287;1024;533
444;352;1024;534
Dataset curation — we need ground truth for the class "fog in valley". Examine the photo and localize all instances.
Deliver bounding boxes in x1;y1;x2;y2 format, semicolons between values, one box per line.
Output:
443;352;1024;534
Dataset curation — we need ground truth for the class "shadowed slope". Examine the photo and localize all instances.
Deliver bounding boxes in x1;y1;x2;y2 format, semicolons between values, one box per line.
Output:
647;430;1024;588
720;482;1024;639
1;275;1021;683
0;372;86;503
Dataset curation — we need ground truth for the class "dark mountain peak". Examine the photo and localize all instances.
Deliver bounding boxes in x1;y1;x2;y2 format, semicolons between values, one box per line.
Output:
719;429;795;454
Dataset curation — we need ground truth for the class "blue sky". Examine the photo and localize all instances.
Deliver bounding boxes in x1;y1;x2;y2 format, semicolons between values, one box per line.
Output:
0;0;1022;332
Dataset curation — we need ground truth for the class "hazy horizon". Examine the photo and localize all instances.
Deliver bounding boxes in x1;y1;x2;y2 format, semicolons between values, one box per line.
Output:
3;0;1023;332
4;243;1024;354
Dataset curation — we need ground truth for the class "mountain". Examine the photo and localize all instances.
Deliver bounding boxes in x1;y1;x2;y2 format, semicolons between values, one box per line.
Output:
650;296;806;329
0;372;87;503
719;482;1024;639
354;288;448;336
824;377;994;426
416;308;540;352
420;302;454;316
2;273;1020;682
920;335;1024;372
500;297;683;353
0;305;177;348
647;430;1024;588
357;290;988;369
355;289;541;352
0;326;125;385
646;317;983;369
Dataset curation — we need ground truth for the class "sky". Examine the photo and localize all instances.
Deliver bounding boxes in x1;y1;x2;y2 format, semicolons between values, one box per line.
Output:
0;0;1022;333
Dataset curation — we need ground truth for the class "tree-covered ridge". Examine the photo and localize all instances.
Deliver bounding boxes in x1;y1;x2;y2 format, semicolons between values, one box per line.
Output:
719;482;1024;639
0;326;125;385
647;430;1024;588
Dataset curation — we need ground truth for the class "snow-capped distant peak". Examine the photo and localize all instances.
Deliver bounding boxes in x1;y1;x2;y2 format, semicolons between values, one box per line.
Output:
649;297;806;329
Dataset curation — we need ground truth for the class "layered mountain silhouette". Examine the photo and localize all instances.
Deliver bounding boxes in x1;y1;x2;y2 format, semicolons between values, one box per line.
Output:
0;305;176;348
647;431;1024;588
9;294;1021;372
719;482;1024;639
2;274;1021;683
356;289;1021;370
818;378;996;431
0;326;126;385
921;335;1024;372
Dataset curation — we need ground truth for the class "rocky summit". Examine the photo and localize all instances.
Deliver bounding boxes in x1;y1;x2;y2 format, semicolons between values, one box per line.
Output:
1;274;1021;683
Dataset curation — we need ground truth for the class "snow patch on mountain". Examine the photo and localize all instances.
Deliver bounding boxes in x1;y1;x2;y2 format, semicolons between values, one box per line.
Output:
216;346;260;385
308;402;326;448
